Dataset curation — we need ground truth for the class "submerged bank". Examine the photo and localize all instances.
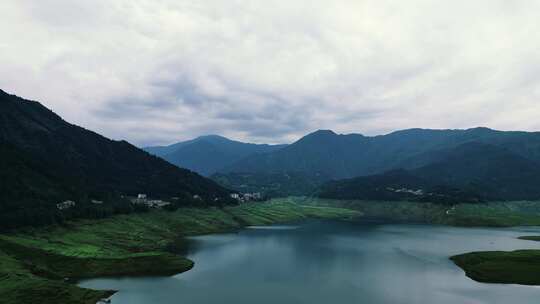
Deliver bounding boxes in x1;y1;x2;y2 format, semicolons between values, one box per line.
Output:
0;199;360;304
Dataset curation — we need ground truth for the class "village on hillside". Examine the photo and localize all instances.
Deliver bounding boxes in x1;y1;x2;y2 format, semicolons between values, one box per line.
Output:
131;192;264;208
55;191;264;212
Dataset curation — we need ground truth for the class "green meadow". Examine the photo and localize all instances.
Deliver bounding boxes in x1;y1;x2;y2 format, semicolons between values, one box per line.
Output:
301;197;540;227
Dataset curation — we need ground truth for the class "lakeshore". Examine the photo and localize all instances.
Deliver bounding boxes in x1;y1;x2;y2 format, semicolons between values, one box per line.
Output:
0;199;360;304
4;197;540;303
80;221;540;304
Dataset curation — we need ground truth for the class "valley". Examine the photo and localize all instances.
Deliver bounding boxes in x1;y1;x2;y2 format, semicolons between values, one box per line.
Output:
5;2;540;303
3;90;540;302
4;197;540;304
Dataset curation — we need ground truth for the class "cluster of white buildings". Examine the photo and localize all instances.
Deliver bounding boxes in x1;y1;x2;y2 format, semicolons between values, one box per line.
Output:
56;200;76;210
385;187;424;196
132;194;172;208
56;199;105;210
230;192;262;202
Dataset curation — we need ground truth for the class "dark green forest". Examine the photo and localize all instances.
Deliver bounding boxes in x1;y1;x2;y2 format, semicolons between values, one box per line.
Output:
0;90;233;229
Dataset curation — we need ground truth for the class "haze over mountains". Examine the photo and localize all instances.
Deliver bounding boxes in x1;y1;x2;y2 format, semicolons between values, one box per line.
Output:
0;90;231;228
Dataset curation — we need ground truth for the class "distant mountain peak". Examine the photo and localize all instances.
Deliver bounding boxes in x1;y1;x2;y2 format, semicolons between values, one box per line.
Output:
296;130;338;142
309;129;337;136
196;134;229;141
464;126;497;134
143;134;287;176
467;126;493;131
293;129;367;146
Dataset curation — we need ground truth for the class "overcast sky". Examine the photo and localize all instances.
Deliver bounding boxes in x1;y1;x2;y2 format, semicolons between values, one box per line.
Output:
2;1;540;146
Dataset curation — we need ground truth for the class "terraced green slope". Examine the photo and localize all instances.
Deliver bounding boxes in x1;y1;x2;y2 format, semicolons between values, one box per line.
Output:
0;199;360;304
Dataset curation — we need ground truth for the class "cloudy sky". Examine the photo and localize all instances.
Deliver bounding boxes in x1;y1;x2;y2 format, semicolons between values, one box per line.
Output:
2;1;540;146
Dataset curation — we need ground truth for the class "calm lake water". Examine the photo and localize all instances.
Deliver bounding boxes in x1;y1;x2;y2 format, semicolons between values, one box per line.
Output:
80;220;540;304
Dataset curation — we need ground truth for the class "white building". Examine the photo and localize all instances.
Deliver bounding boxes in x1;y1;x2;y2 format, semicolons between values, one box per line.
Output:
57;200;76;210
147;200;172;208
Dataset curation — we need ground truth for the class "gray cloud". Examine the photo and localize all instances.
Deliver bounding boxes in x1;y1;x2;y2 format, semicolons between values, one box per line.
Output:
2;0;540;146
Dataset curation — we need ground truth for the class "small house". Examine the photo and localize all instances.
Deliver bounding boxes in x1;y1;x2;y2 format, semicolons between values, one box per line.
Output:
57;200;76;210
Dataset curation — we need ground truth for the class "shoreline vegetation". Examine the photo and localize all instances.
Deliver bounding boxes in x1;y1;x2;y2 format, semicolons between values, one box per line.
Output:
3;197;540;303
300;198;540;227
449;235;540;286
450;249;540;285
0;198;360;304
518;236;540;241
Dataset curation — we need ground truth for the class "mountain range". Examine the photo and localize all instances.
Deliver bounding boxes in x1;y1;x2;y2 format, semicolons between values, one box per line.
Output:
0;90;231;228
144;136;285;176
142;127;540;201
145;128;540;201
221;128;540;179
318;141;540;202
6;86;540;229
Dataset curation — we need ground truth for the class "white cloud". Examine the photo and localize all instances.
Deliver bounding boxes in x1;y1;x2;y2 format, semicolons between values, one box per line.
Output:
2;0;540;146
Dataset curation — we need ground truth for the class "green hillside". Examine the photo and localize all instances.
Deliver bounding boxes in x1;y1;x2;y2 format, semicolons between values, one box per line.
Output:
0;90;233;229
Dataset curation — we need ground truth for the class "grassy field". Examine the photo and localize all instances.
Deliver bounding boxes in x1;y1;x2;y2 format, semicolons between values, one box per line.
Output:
0;249;115;304
0;199;360;304
450;234;540;285
301;197;540;227
451;250;540;285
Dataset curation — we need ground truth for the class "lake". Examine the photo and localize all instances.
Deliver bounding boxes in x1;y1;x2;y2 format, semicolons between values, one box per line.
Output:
80;220;540;304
